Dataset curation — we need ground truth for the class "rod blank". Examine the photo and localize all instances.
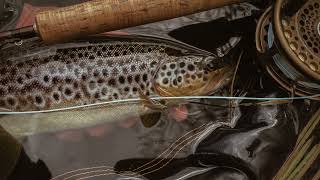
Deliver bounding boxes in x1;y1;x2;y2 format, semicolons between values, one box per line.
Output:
35;0;244;44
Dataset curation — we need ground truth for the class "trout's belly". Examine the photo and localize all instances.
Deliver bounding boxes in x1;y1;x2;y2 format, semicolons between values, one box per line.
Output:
0;54;160;111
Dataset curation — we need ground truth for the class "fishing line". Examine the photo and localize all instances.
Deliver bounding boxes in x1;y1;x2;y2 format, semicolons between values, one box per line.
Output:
135;124;212;174
230;50;243;98
74;123;212;180
62;169;130;180
62;123;212;180
229;50;243;123
52;122;212;180
50;166;115;180
139;123;222;177
60;124;208;180
62;169;118;180
99;123;212;177
1;95;319;115
268;29;320;90
126;123;212;170
59;96;285;179
124;122;219;177
187;101;229;108
74;130;203;180
53;124;208;179
189;99;291;108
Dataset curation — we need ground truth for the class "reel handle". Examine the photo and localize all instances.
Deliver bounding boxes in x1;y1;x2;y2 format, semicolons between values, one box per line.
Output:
35;0;246;44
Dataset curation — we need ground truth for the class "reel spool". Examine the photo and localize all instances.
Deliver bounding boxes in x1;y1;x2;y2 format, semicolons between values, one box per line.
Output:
256;0;320;99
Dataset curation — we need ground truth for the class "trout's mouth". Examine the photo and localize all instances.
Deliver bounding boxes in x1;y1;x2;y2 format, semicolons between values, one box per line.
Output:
198;65;234;95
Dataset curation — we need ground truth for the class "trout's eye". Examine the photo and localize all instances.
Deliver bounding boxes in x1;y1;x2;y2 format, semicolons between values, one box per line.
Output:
203;57;217;71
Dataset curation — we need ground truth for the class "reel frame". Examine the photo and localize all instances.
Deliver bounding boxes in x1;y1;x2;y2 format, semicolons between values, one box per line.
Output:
274;0;320;80
256;0;320;99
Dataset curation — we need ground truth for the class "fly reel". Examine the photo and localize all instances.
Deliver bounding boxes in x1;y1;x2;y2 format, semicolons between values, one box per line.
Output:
256;0;320;99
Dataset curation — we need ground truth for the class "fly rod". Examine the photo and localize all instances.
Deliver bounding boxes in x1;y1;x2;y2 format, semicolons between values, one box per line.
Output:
0;0;263;44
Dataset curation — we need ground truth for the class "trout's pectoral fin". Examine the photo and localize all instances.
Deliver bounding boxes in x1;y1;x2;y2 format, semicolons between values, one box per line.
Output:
138;89;167;111
139;112;162;128
153;83;176;97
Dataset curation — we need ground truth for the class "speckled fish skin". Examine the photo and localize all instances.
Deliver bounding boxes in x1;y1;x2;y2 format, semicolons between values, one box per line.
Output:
0;35;233;112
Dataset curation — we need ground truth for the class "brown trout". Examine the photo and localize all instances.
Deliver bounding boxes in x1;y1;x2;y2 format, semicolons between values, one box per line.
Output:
0;35;235;137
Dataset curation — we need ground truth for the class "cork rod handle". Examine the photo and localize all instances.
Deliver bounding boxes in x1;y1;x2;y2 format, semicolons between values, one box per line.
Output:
35;0;244;44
